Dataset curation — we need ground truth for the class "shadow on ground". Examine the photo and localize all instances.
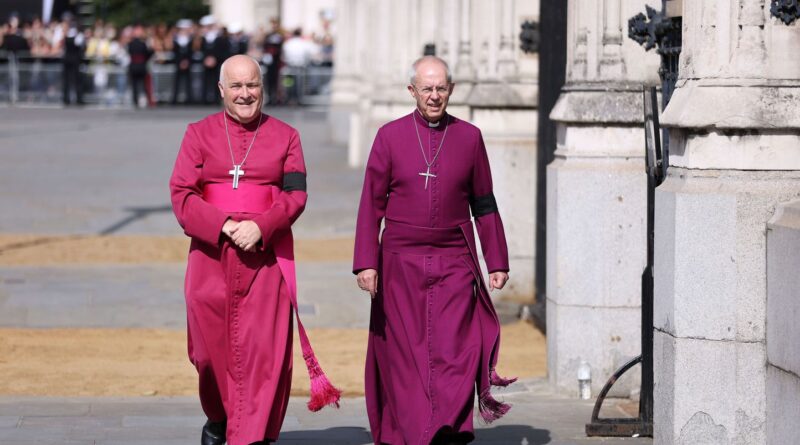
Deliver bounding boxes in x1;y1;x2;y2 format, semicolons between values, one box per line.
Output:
475;424;552;444
275;425;551;444
277;426;371;444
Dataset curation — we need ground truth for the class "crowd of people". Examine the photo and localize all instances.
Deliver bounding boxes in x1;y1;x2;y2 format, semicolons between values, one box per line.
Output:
0;12;334;107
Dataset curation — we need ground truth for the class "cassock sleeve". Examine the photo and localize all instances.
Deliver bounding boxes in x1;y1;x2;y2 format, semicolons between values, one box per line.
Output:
252;129;308;247
169;124;229;246
471;131;510;273
353;130;391;274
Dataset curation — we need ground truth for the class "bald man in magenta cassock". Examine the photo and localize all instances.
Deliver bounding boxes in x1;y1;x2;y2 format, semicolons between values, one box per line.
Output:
354;56;516;445
169;55;340;445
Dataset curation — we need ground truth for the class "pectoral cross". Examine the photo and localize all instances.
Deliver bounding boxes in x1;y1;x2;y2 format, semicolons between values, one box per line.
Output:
229;164;244;189
418;166;436;189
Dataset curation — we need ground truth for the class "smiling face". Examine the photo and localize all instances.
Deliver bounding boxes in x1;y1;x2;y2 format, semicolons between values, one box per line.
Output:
218;55;264;123
408;58;454;123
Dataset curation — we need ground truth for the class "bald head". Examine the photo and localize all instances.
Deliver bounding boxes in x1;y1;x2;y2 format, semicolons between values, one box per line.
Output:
409;56;452;86
218;55;264;123
407;56;454;123
219;54;262;84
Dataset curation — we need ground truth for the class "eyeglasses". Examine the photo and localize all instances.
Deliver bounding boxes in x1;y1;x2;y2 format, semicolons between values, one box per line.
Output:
413;85;451;97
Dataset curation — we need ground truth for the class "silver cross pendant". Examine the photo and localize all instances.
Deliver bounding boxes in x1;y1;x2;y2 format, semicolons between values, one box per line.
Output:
229;164;245;189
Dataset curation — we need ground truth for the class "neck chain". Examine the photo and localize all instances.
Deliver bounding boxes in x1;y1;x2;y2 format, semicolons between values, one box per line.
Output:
412;111;449;189
224;112;263;189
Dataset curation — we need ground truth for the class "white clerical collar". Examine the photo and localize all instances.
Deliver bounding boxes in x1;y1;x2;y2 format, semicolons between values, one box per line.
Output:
414;110;443;128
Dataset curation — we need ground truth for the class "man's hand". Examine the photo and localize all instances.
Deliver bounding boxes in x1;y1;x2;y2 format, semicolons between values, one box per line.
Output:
229;220;262;252
222;219;238;238
489;271;509;291
357;269;378;298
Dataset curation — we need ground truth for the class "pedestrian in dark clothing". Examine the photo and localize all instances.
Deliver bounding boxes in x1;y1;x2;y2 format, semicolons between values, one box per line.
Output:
262;17;284;105
199;15;230;104
228;23;249;56
172;19;195;105
128;25;153;108
1;15;29;54
62;20;86;105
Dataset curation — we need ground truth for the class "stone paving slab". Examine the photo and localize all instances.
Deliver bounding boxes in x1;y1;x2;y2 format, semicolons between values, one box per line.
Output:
0;380;652;445
0;261;368;330
0;107;359;239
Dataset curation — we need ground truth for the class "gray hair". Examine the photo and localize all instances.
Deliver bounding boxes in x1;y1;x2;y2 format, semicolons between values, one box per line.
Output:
408;56;452;85
219;55;263;84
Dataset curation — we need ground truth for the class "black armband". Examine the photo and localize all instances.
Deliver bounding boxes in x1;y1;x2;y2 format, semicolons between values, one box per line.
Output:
282;172;307;192
470;192;498;217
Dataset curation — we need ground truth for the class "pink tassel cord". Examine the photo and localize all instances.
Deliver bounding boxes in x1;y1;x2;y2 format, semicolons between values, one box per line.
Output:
304;353;342;412
490;368;517;387
478;388;511;423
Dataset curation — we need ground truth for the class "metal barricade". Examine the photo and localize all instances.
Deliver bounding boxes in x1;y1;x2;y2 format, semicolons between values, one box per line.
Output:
0;50;333;108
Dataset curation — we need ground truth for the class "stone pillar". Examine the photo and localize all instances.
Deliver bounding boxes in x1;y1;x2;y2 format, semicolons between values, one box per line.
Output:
329;0;360;145
654;1;800;443
497;0;518;79
766;200;800;445
546;0;660;396
454;0;475;82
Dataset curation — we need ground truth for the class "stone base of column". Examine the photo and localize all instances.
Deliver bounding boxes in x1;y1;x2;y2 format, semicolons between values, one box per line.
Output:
767;365;800;444
766;199;800;445
547;302;641;397
545;118;647;397
654;331;767;445
653;167;800;445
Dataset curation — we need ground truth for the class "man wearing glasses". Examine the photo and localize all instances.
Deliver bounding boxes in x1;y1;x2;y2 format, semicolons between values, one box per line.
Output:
354;56;515;445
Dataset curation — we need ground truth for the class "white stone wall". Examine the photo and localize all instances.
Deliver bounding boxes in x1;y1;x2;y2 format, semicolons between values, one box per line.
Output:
211;0;280;33
331;0;540;300
654;1;800;443
766;200;800;445
546;0;660;396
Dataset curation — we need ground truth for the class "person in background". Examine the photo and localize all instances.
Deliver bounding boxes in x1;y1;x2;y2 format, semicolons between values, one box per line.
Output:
61;14;85;106
172;19;194;105
261;17;284;106
200;15;229;104
227;22;249;56
281;28;315;105
128;23;153;108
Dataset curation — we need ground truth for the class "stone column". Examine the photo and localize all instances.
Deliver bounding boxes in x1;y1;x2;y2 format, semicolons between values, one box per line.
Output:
329;0;360;145
654;1;800;443
454;0;475;83
497;0;518;79
547;0;660;396
766;200;800;445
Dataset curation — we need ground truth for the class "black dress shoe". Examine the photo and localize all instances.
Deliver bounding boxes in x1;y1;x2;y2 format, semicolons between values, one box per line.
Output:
201;419;226;445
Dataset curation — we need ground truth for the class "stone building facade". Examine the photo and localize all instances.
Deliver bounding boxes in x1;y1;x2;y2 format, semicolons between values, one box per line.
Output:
548;0;660;397
330;0;540;300
551;0;800;443
654;1;800;443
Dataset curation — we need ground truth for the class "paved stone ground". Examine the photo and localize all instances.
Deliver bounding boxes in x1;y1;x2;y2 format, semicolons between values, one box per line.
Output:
0;105;651;444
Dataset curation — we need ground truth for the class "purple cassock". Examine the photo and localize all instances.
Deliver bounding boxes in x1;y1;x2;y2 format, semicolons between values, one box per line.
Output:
354;110;516;445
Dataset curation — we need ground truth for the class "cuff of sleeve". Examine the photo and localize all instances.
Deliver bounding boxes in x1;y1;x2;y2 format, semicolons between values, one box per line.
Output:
352;258;378;275
353;262;378;275
194;212;229;246
253;208;291;247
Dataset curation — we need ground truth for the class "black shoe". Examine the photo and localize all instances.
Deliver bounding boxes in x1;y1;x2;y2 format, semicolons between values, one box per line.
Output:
201;419;226;445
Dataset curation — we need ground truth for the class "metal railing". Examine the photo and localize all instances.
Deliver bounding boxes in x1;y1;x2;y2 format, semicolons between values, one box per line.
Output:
0;50;333;107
